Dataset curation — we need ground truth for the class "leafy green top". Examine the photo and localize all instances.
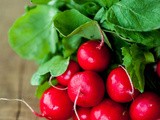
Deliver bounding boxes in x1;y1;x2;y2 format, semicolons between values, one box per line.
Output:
8;0;160;97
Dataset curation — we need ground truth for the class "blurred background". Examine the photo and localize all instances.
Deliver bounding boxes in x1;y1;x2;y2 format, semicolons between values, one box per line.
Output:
0;0;44;119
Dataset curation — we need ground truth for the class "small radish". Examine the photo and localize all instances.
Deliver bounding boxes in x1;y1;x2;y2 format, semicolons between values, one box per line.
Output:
40;86;73;120
90;98;129;120
106;66;139;103
56;60;80;86
156;61;160;78
129;92;160;120
68;70;105;107
77;40;110;72
72;107;91;120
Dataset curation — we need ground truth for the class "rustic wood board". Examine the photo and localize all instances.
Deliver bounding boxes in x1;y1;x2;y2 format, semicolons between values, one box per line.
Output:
0;0;45;119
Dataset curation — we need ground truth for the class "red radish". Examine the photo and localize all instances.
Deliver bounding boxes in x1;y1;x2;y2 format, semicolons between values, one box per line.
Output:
90;98;129;120
106;66;139;103
68;71;105;107
56;60;80;86
72;107;91;120
156;61;160;78
40;86;73;120
77;40;110;72
156;115;160;120
129;92;160;120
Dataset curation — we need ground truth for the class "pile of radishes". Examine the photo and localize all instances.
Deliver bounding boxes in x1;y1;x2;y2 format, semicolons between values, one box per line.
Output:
39;40;160;120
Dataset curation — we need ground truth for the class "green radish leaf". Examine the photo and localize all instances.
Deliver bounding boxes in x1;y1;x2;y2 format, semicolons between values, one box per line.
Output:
62;35;82;58
154;46;160;59
107;33;130;64
73;0;119;7
82;2;100;15
94;7;106;21
31;73;50;86
71;1;100;15
122;44;155;92
8;5;58;62
35;79;58;98
49;56;70;76
52;1;100;17
73;0;92;4
66;21;104;40
62;21;111;57
105;0;119;8
102;22;160;49
53;9;91;36
31;0;51;4
31;55;70;85
103;0;160;31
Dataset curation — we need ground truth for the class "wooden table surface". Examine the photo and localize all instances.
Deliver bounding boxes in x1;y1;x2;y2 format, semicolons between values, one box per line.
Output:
0;0;45;119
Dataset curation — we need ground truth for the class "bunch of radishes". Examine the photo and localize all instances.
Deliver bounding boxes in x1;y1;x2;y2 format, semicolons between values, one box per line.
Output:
39;40;160;120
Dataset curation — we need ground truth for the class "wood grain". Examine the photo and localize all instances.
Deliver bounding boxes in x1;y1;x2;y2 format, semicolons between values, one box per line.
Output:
0;0;45;119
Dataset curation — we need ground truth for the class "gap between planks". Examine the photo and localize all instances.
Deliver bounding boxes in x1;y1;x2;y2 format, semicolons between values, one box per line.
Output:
16;61;25;120
15;61;40;120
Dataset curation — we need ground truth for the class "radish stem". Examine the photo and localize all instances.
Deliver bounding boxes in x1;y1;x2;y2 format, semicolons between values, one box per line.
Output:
49;75;68;90
96;24;104;50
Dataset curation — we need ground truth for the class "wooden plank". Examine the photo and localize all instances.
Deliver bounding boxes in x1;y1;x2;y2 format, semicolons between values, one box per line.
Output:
0;0;42;119
0;1;72;119
17;61;46;120
0;0;22;117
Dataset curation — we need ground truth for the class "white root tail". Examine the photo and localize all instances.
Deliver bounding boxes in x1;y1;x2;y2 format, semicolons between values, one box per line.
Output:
0;98;43;117
73;87;81;120
119;65;135;99
96;24;105;50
